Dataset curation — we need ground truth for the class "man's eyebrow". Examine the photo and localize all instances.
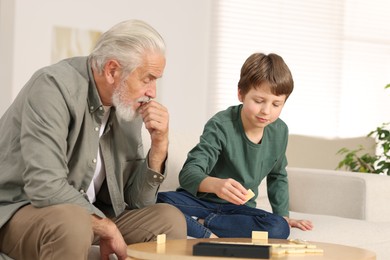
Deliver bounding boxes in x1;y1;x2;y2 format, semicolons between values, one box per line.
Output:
147;73;161;80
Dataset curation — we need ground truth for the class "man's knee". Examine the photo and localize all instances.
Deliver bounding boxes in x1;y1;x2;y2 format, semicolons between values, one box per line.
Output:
42;204;93;247
0;204;93;259
154;203;187;239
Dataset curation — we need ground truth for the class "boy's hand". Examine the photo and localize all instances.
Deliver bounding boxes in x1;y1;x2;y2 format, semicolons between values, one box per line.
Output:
199;177;248;205
284;217;314;231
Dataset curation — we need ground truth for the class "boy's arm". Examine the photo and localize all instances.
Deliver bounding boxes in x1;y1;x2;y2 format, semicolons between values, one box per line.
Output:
266;161;289;217
178;119;224;195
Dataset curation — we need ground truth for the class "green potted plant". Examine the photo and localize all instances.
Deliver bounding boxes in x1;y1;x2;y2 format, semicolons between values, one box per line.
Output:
336;84;390;175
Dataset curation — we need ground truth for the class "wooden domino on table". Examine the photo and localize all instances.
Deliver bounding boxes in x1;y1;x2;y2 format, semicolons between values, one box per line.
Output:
244;189;255;203
156;234;166;244
249;235;324;256
271;239;324;255
207;236;324;256
252;231;268;240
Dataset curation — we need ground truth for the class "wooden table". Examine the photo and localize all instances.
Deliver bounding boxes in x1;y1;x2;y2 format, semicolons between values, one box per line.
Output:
127;237;376;260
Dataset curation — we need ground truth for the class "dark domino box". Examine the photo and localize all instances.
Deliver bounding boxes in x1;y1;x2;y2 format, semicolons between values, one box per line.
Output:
193;242;271;259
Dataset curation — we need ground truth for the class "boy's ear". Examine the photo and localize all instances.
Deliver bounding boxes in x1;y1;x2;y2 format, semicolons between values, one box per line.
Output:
237;88;244;102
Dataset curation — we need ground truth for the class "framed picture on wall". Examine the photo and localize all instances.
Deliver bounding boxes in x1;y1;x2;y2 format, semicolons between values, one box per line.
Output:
51;26;101;64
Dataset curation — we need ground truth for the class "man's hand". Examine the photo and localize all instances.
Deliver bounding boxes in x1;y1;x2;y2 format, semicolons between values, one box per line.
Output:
199;177;248;205
91;215;128;260
284;217;314;231
139;100;169;172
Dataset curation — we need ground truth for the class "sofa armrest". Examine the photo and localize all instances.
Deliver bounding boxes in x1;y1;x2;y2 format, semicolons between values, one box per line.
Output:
287;167;390;222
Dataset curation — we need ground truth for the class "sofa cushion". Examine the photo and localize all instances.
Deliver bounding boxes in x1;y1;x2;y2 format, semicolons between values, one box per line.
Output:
289;211;390;260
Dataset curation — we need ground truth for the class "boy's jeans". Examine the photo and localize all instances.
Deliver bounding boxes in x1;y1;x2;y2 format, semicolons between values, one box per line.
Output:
157;189;290;239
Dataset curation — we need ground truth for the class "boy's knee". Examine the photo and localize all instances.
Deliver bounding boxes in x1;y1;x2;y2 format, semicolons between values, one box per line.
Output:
268;216;290;239
156;191;175;204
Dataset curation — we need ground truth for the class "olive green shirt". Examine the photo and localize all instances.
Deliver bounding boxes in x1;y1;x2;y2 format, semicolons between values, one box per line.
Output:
0;57;166;228
179;105;289;216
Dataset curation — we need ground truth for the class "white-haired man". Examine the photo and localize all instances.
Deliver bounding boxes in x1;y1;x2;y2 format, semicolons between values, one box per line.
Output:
0;19;186;260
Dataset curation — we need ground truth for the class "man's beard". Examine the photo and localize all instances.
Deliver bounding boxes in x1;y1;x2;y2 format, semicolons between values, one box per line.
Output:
112;83;137;122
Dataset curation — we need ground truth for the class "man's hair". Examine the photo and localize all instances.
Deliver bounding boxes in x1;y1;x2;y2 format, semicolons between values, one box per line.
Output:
238;53;294;99
89;19;165;79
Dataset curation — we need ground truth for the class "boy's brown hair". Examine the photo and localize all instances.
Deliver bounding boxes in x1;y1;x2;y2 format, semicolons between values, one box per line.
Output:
238;53;294;99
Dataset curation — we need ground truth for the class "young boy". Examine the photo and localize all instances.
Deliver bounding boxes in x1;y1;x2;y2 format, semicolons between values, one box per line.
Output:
158;53;313;238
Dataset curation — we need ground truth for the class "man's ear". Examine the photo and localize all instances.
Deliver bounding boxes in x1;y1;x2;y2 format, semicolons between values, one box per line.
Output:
104;60;121;85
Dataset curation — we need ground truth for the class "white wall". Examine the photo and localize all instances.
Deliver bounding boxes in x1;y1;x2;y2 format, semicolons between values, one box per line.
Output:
3;0;389;141
0;0;14;115
0;0;211;135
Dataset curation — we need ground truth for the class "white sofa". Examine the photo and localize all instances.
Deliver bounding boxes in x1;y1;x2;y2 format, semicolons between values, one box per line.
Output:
281;168;390;259
158;130;390;260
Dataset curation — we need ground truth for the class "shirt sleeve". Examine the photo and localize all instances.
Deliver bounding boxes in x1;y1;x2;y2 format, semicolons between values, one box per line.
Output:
123;150;167;209
179;118;225;196
267;157;289;217
266;125;290;217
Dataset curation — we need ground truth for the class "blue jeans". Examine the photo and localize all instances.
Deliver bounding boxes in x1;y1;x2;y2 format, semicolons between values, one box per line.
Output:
157;190;290;239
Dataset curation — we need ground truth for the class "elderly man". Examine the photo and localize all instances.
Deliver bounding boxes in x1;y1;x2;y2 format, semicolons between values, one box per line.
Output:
0;19;186;260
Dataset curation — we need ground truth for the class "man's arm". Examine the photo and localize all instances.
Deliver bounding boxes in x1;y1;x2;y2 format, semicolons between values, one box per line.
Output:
123;100;168;209
139;100;169;173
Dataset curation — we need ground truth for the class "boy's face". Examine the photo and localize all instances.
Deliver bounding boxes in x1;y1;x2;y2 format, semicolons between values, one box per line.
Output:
238;82;287;131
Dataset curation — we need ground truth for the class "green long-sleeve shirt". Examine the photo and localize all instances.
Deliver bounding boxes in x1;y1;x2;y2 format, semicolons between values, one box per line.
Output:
179;105;289;216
